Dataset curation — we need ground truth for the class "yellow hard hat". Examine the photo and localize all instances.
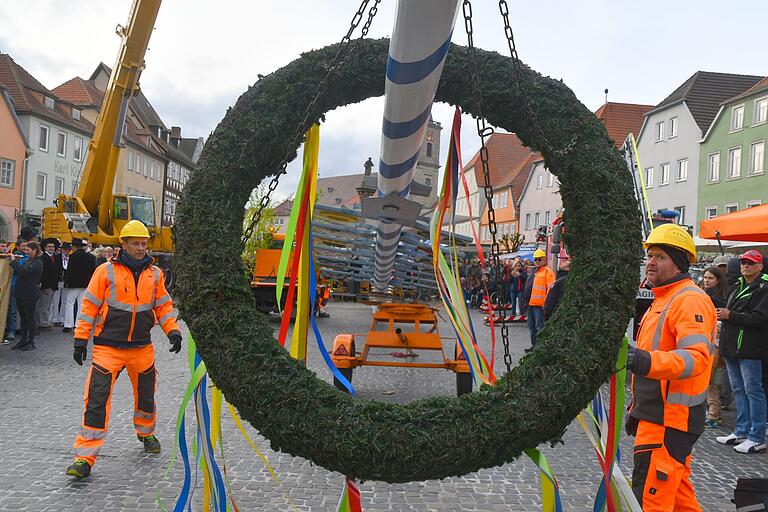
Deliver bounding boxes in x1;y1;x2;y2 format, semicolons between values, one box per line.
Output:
643;224;697;263
119;220;150;241
533;249;546;259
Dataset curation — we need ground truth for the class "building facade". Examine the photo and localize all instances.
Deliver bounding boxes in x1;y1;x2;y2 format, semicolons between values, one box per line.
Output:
637;72;762;233
0;85;28;239
698;77;768;223
517;159;562;242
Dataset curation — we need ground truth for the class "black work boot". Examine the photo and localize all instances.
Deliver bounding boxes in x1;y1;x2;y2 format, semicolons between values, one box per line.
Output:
66;459;91;478
10;340;26;350
20;342;36;351
138;434;161;453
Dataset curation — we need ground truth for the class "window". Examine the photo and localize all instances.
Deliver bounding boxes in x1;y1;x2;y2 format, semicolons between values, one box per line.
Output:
113;196;129;220
673;206;685;225
547;171;554;187
660;163;670;185
545;210;551;225
493;192;508;209
755;97;768;124
708;152;720;182
725;203;738;214
57;132;67;157
669;117;678;138
534;211;540;227
143;159;148;177
750;141;765;174
656;121;664;141
55;177;65;196
676;159;688;181
127;151;134;171
39;125;49;151
728;147;742;178
705;206;718;219
44;96;55;109
645;167;653;187
72;108;80;121
0;159;14;188
150;162;156;180
36;173;46;199
536;174;543;189
424;177;431;187
525;213;531;230
747;200;762;208
426;142;433;157
731;105;745;131
73;137;83;162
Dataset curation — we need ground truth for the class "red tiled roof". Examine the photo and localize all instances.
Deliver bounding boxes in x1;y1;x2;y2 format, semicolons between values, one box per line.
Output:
502;153;540;208
53;77;103;109
463;132;532;188
726;76;768;104
0;52;93;134
594;102;654;148
274;199;293;216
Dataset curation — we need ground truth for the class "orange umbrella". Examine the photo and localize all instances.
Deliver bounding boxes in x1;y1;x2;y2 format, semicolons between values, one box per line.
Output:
699;204;768;241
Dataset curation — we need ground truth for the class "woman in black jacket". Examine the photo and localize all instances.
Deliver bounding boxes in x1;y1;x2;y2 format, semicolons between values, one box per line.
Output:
9;241;43;351
702;266;729;427
716;251;768;453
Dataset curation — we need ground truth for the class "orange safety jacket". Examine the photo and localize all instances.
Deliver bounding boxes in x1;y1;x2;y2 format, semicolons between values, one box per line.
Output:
629;276;716;435
528;266;555;307
74;255;180;348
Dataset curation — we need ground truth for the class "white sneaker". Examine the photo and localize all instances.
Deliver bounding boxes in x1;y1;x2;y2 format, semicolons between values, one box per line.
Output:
734;439;767;454
716;433;746;445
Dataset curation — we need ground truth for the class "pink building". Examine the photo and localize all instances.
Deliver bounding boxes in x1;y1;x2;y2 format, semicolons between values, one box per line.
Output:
0;85;28;240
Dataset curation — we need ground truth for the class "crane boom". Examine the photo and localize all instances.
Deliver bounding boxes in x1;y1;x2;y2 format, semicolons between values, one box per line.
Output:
79;0;161;228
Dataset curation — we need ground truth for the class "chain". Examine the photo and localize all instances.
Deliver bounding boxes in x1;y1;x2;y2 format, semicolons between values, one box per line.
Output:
462;0;512;373
497;0;581;160
241;0;381;245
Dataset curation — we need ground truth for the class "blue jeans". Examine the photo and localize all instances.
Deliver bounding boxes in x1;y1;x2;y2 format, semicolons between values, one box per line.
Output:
725;357;767;443
527;306;544;348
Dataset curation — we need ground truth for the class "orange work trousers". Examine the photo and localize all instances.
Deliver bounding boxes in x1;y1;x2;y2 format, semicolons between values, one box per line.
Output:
73;344;157;466
632;420;701;512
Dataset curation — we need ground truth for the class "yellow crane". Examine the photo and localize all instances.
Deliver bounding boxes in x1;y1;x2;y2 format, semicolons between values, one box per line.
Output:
41;0;173;256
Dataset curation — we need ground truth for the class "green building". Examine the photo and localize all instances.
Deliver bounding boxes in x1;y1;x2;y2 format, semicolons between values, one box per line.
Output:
698;77;768;224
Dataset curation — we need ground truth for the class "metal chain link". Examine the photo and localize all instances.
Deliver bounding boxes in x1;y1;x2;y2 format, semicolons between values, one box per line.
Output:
241;0;381;245
497;0;581;160
462;0;512;373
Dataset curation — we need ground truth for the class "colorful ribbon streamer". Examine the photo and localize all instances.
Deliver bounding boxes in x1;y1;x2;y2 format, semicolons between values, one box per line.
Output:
336;478;362;512
430;106;495;387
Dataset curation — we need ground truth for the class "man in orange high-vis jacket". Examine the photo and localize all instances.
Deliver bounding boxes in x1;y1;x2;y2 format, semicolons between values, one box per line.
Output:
524;249;555;352
626;224;716;511
66;220;182;479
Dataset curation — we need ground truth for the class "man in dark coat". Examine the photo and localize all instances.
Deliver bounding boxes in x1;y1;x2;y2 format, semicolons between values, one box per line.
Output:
62;238;96;333
35;239;59;330
543;257;571;321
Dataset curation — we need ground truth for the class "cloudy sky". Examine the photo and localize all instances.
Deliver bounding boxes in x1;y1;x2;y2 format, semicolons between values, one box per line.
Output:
1;0;766;202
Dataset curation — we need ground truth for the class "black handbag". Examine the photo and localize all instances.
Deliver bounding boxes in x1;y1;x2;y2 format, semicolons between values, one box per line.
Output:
733;478;768;511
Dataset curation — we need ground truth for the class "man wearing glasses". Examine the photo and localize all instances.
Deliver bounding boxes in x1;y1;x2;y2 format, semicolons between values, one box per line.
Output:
716;249;768;454
524;249;555;352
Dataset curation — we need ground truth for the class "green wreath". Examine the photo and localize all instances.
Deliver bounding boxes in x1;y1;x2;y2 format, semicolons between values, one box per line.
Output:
174;38;641;483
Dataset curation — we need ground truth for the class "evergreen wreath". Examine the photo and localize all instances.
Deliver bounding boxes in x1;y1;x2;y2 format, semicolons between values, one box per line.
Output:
174;38;641;483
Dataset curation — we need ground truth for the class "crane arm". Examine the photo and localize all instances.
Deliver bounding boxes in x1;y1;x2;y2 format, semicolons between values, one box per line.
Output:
78;0;162;232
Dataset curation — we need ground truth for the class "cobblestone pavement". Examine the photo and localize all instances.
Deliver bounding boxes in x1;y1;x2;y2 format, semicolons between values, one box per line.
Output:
1;301;766;511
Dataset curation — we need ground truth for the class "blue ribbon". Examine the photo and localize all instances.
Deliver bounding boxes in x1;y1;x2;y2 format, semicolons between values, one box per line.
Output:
308;225;355;395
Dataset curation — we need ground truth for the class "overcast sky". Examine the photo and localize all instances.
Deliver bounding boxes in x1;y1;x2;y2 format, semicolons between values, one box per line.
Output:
1;0;766;203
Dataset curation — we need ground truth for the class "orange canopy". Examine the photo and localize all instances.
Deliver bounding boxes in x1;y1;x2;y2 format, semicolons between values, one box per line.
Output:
699;204;768;242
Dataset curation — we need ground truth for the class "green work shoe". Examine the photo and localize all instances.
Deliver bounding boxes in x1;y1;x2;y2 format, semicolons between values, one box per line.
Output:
66;459;91;478
138;434;161;453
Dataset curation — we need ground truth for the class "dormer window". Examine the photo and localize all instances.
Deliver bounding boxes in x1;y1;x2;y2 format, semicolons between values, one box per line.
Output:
72;108;81;120
44;96;55;110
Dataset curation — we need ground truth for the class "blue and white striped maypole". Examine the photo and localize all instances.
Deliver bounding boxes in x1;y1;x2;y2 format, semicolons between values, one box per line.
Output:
373;0;461;290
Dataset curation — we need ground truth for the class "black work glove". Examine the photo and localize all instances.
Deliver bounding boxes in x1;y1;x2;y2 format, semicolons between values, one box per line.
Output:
626;345;651;377
168;333;182;354
73;340;88;366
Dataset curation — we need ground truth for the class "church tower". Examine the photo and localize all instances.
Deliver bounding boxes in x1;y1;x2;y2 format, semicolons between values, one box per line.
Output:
411;116;442;207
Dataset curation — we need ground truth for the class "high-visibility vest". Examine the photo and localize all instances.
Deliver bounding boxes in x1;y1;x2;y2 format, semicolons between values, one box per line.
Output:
529;266;555;307
629;277;716;435
75;256;180;347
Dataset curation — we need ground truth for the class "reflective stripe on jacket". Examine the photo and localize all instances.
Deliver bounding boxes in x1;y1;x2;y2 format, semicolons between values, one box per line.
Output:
528;266;555;307
629;277;716;435
75;257;180;347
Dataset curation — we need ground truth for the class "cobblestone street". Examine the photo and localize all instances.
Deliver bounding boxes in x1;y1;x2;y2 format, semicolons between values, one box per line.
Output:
1;301;766;511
